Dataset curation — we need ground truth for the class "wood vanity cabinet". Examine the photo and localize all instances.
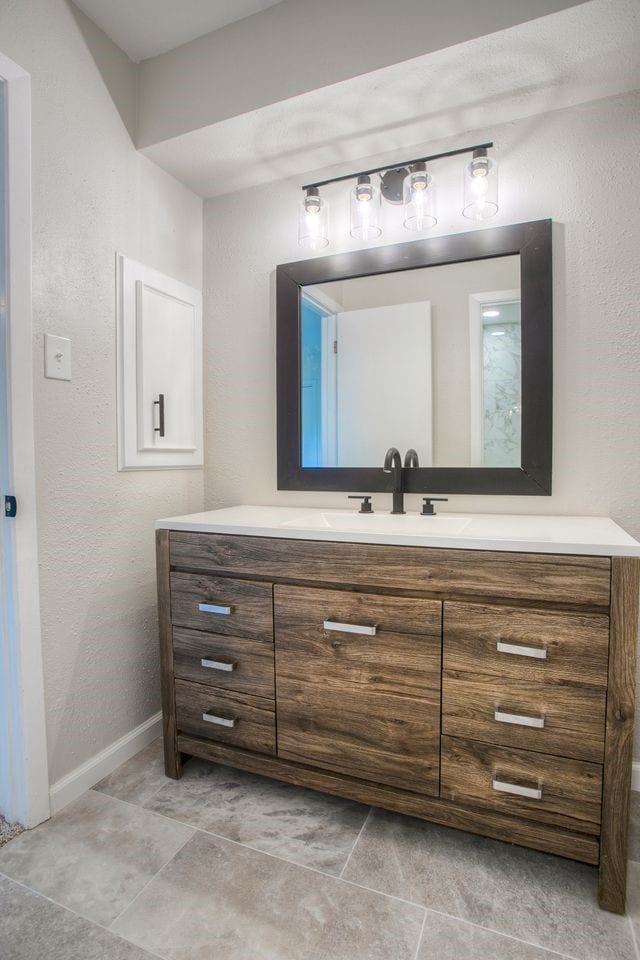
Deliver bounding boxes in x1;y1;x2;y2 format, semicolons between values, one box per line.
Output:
157;530;640;914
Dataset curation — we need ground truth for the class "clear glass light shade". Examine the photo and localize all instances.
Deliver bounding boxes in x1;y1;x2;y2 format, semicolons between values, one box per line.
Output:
349;176;382;240
462;152;498;221
298;190;329;249
403;166;436;231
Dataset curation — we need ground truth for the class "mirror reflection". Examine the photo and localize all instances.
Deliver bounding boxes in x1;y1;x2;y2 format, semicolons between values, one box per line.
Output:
300;255;521;469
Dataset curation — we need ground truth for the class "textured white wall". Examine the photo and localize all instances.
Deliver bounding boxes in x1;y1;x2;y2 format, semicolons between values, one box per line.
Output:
202;90;640;748
137;0;583;148
0;0;204;784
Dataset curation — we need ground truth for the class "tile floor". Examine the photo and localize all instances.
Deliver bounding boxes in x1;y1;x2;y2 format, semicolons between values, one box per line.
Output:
1;738;639;960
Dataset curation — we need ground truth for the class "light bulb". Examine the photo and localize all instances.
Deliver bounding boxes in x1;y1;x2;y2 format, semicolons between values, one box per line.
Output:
355;177;374;203
463;148;498;221
403;163;436;232
350;175;381;240
298;187;329;249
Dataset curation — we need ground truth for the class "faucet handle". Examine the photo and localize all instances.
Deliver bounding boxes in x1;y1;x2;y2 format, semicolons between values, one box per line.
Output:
421;497;448;516
348;495;373;514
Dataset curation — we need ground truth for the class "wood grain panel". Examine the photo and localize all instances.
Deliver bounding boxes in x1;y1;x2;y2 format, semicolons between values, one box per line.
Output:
276;677;440;795
170;571;273;641
599;557;640;913
156;530;181;779
274;584;441;697
444;602;610;687
442;672;606;762
177;734;600;865
441;736;603;835
173;627;275;699
175;678;275;755
169;533;611;606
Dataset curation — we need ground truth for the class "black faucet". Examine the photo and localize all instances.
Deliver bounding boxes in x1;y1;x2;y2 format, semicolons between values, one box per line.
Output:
383;447;406;514
404;449;420;468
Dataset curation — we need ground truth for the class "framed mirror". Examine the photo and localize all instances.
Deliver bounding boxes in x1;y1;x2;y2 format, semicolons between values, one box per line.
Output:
277;219;552;495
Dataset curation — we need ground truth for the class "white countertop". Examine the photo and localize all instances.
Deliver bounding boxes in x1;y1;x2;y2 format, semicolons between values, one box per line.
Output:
156;505;640;557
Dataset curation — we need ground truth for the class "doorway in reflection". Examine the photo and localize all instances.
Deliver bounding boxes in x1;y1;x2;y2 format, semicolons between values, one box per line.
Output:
300;255;521;469
301;289;432;468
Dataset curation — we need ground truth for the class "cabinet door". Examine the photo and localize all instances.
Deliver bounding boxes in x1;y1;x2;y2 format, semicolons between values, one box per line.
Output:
117;255;203;469
274;585;442;795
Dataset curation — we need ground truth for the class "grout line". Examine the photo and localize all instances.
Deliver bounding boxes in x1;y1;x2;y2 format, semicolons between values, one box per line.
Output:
412;908;428;960
0;870;165;959
339;806;371;879
409;906;612;960
86;786;636;960
94;790;429;910
10;785;629;960
107;839;189;931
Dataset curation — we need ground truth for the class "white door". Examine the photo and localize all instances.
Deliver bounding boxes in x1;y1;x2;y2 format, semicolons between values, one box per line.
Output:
335;301;433;466
0;75;12;821
0;54;48;827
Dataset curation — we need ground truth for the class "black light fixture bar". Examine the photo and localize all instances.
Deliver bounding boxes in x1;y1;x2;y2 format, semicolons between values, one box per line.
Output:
301;142;493;192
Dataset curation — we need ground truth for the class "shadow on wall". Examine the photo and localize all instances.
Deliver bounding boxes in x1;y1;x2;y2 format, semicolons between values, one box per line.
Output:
66;0;137;142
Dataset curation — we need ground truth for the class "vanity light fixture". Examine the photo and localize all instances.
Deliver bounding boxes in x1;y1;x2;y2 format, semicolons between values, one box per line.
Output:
298;187;329;250
298;141;497;248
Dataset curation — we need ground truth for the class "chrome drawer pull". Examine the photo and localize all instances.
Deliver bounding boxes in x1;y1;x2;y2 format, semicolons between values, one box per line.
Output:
198;603;232;616
492;778;542;800
323;620;377;636
497;640;547;660
494;710;545;729
201;658;237;672
202;712;239;728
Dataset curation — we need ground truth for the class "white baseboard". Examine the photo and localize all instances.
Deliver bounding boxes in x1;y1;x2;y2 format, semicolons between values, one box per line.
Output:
633;761;640;793
49;712;162;815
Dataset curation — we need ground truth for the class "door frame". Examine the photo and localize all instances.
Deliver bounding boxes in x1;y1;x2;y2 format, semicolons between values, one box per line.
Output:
0;51;49;827
468;288;521;466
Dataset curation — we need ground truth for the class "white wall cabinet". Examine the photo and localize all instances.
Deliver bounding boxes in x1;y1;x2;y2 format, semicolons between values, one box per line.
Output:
117;255;203;470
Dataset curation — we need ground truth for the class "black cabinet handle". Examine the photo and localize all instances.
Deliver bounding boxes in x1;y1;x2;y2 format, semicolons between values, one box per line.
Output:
153;394;165;438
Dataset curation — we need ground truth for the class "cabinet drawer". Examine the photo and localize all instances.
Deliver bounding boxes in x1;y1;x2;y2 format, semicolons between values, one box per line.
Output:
274;585;441;697
442;673;606;763
441;736;602;834
277;677;440;795
173;628;275;699
171;572;273;641
444;602;609;687
175;678;275;755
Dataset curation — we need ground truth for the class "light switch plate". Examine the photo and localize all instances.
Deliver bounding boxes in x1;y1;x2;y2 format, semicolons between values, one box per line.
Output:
45;334;71;380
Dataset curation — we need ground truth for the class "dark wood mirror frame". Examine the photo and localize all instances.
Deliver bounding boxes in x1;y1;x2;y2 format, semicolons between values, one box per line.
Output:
276;219;552;496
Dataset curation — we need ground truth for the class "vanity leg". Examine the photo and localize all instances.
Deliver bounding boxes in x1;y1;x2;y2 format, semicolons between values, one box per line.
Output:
156;529;182;780
598;557;640;913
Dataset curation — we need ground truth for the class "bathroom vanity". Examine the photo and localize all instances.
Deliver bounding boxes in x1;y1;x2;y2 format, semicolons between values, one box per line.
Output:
156;506;640;914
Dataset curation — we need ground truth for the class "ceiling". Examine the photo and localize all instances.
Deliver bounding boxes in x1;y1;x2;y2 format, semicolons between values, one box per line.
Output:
140;0;640;198
71;0;283;61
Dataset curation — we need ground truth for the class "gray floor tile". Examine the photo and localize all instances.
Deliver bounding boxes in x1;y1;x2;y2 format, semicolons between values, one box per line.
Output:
0;875;158;960
94;738;167;805
0;790;193;926
629;792;640;862
112;829;424;960
625;860;640;943
418;910;573;959
342;808;635;960
144;758;369;874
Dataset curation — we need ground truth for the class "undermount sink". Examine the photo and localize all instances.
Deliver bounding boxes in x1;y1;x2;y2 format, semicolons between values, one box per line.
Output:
280;510;472;536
